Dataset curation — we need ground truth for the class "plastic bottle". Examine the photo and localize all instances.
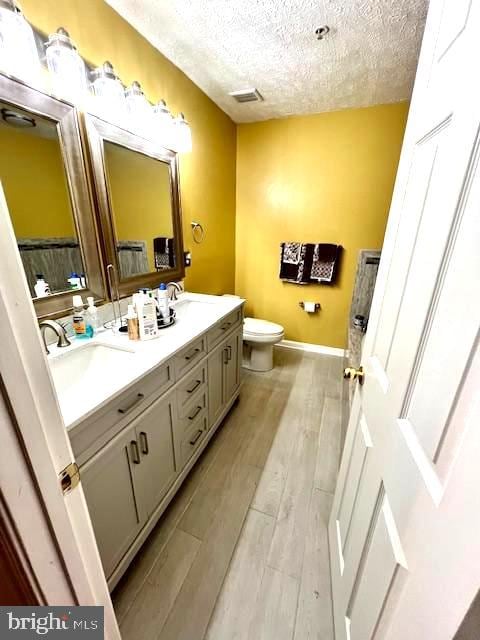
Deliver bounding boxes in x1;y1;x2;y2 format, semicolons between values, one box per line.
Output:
157;283;170;325
68;272;81;290
86;297;98;335
72;295;93;339
34;274;50;298
126;304;139;341
135;293;158;340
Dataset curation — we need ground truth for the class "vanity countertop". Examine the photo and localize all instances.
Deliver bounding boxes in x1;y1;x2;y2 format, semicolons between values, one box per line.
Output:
47;293;244;430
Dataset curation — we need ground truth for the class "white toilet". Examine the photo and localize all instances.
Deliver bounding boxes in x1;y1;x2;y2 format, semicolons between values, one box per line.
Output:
242;317;285;372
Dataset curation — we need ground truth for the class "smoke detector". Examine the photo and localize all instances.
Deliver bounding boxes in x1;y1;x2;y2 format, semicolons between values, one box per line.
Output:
229;88;264;103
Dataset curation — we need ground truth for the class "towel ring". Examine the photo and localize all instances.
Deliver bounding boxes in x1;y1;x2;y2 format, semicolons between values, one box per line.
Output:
191;221;205;244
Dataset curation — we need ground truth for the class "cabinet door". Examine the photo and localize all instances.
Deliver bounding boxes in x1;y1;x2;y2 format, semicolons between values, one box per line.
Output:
81;425;142;579
224;329;241;402
132;393;177;519
207;343;227;429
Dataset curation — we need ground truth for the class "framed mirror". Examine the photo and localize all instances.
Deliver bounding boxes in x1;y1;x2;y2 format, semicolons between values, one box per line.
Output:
0;73;105;319
85;115;184;298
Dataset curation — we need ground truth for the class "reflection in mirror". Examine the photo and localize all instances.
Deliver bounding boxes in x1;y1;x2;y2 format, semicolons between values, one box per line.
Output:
103;141;175;280
0;102;85;298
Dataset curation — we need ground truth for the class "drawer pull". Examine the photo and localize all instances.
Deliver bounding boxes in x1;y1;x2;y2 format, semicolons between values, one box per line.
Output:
223;347;229;365
118;393;145;415
220;321;232;331
188;405;202;421
185;347;201;361
139;431;149;455
186;379;202;394
189;429;203;446
227;345;232;361
130;440;140;464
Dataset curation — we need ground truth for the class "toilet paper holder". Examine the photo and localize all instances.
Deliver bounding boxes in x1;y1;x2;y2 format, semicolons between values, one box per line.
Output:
299;301;321;312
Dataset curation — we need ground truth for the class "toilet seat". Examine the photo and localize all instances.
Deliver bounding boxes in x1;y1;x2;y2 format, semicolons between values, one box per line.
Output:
243;317;284;338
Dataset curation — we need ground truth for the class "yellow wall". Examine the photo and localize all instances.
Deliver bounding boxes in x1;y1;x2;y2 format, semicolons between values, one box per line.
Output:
236;103;409;349
104;142;173;271
21;0;237;294
0;125;75;238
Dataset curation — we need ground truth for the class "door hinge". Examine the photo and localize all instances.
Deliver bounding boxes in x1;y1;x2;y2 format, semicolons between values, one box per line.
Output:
59;462;80;495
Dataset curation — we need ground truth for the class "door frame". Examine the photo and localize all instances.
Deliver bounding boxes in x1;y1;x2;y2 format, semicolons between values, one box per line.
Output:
0;183;120;638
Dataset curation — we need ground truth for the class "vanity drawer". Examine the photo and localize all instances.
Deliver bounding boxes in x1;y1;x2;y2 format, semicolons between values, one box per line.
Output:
179;410;208;468
207;308;243;350
178;391;208;435
70;359;174;464
174;336;207;379
176;361;207;417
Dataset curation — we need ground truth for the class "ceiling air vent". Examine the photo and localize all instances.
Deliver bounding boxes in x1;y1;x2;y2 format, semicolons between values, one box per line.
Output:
229;88;263;103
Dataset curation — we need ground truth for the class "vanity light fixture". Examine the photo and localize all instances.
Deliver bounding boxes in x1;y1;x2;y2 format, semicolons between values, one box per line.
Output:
153;99;175;149
90;61;127;126
45;28;88;105
174;112;192;153
125;80;153;137
0;0;42;88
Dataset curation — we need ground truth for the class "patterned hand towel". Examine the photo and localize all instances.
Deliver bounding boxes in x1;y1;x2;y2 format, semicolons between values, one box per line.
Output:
280;242;341;284
310;244;341;283
154;237;175;270
279;242;311;283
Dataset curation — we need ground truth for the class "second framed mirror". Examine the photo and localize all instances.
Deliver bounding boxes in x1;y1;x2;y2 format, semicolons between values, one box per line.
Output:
85;114;185;298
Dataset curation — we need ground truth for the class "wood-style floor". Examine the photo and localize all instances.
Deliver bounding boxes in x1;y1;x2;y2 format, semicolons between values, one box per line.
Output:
112;348;343;640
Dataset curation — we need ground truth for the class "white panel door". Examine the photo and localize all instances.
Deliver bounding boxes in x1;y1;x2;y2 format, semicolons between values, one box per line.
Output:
329;1;480;639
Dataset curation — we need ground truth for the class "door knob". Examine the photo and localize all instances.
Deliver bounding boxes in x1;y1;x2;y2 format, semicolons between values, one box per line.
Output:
343;366;365;385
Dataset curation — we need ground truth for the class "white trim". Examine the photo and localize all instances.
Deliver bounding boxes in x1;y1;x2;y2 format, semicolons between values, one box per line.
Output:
277;339;345;358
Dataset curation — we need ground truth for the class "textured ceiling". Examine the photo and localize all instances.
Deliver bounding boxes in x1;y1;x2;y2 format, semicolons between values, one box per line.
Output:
106;0;429;123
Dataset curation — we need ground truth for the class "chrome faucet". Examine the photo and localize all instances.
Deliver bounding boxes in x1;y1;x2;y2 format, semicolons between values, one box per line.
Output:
166;281;182;301
39;320;71;355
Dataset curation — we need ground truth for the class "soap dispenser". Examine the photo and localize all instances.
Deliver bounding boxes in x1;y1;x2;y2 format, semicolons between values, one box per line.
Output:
72;295;93;339
86;296;98;335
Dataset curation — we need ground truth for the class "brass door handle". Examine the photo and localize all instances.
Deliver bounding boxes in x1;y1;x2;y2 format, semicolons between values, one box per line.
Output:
343;366;365;385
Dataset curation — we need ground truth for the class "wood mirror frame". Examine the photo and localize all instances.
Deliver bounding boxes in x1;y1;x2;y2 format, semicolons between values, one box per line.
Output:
0;73;106;319
84;114;185;299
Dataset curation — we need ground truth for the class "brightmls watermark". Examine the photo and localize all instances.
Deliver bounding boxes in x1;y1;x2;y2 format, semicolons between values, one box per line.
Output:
0;607;103;638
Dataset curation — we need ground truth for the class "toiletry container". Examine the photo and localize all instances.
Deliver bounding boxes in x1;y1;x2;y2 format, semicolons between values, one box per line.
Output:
136;293;158;340
72;294;93;339
157;283;170;324
127;304;139;340
86;297;98;335
68;272;81;290
34;274;50;298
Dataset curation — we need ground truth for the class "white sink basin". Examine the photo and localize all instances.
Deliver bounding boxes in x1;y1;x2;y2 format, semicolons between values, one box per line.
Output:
49;342;135;398
172;299;218;321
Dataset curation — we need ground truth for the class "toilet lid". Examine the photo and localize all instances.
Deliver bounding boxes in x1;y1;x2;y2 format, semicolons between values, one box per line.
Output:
244;317;284;336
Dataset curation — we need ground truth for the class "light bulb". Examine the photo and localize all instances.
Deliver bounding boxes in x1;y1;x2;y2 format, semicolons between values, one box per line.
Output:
125;81;153;137
45;27;87;105
174;112;192;153
153;100;175;149
0;0;42;88
90;61;127;126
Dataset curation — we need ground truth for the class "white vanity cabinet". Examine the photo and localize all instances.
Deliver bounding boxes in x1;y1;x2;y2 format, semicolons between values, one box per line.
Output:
130;392;177;521
208;327;242;429
80;425;142;579
71;300;245;588
80;392;176;578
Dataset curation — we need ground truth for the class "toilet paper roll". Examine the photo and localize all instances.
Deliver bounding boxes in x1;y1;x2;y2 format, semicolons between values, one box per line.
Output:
304;301;316;313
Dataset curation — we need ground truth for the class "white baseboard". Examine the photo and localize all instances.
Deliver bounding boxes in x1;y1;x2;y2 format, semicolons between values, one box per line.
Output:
277;339;345;358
